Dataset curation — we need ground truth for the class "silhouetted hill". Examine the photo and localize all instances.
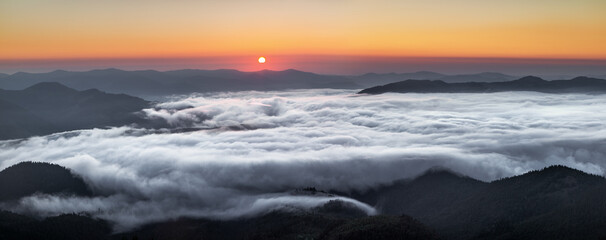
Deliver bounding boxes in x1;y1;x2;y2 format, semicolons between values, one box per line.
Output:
469;166;606;240
0;162;92;201
351;168;487;238
23;82;79;95
358;76;606;94
0;82;150;140
352;165;606;240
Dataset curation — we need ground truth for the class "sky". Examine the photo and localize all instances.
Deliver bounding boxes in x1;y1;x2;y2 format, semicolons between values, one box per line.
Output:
1;0;606;74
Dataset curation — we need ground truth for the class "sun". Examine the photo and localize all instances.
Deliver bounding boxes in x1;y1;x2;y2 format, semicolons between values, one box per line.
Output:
258;56;266;64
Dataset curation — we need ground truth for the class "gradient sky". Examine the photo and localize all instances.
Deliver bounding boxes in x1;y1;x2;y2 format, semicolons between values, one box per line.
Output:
1;0;606;74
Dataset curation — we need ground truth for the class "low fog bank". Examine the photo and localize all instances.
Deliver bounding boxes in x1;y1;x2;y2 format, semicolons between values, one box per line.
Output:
1;89;606;230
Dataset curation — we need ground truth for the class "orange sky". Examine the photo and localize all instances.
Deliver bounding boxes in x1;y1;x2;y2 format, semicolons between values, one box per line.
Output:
1;0;606;61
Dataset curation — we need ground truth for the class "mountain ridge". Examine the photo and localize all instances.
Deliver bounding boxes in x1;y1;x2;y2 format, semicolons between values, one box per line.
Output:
0;162;605;239
0;162;92;201
0;82;151;140
351;165;606;239
0;68;526;98
359;75;606;94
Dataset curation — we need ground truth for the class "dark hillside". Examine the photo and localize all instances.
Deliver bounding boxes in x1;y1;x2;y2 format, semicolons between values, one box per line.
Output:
0;162;92;201
0;82;150;140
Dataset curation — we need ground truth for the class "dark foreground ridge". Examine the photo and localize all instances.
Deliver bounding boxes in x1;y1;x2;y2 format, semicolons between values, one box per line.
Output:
0;162;92;201
1;162;606;239
358;76;606;94
352;165;606;240
0;82;150;140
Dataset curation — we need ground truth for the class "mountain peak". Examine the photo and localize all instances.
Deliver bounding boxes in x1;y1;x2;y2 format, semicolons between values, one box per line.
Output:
414;166;471;181
24;82;77;93
530;165;598;177
515;76;546;83
0;162;92;201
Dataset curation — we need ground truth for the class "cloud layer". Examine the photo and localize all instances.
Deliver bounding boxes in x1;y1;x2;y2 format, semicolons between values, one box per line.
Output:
1;89;606;230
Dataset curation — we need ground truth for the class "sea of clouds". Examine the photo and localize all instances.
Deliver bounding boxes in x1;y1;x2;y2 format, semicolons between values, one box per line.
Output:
1;89;606;230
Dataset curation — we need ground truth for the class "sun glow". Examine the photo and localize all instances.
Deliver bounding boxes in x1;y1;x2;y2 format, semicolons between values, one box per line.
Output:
258;57;266;64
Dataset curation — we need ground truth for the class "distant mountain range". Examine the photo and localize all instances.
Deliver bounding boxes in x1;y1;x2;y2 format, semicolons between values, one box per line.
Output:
0;69;524;98
1;162;605;239
0;82;150;140
4;68;605;98
0;69;359;98
359;76;606;94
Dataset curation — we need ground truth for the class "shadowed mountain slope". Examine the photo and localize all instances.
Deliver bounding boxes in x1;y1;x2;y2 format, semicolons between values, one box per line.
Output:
352;165;606;240
0;82;150;140
0;99;57;140
111;211;439;240
0;162;605;239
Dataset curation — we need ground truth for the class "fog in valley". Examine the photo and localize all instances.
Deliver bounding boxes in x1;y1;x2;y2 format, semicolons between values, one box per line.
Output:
1;89;605;230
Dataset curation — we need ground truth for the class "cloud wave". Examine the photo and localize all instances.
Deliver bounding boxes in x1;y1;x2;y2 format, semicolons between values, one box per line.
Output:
1;89;606;230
